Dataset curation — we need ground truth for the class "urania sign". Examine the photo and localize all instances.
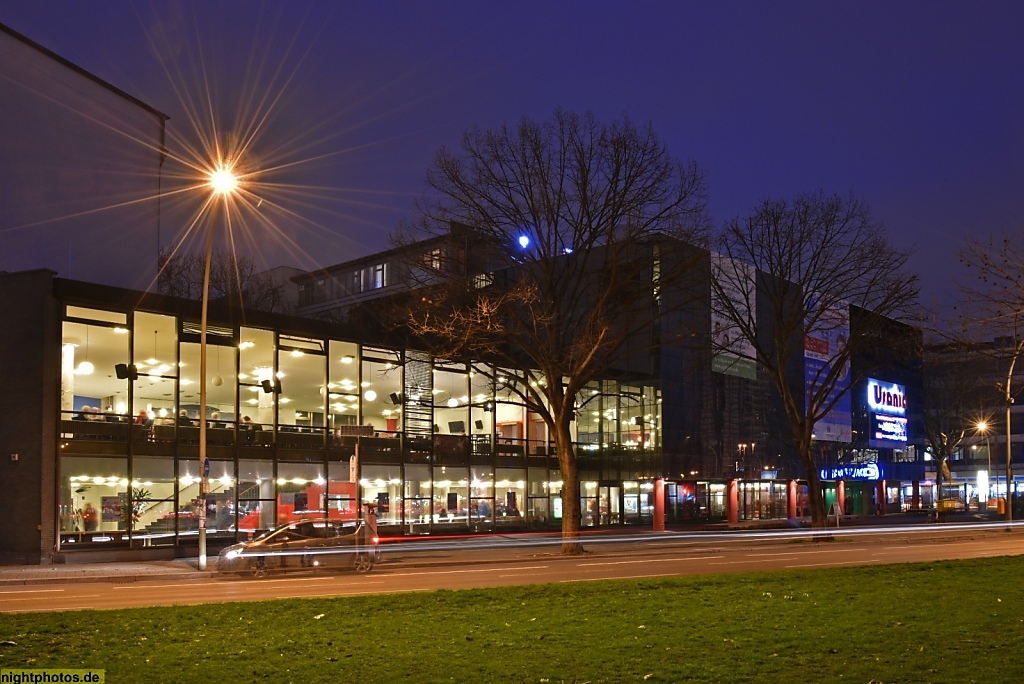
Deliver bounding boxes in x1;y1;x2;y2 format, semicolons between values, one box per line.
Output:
819;462;883;481
867;379;906;415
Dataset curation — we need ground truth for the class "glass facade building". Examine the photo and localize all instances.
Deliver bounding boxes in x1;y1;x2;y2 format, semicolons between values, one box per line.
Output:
7;274;662;559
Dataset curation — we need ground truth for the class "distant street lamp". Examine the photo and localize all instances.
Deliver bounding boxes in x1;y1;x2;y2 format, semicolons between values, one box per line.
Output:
198;162;239;570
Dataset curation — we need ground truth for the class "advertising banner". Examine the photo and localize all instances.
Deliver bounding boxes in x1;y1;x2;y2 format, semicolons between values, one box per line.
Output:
710;254;757;380
804;301;851;442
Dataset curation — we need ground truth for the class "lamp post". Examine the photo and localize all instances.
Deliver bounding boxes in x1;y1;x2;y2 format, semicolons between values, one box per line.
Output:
198;164;239;570
976;421;992;505
1004;349;1019;523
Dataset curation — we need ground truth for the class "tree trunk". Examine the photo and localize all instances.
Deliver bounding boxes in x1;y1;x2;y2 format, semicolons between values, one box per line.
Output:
800;441;827;529
554;416;584;555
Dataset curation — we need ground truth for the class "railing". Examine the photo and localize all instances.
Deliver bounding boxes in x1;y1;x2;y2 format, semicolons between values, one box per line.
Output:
60;416;130;441
277;426;326;450
59;418;658;464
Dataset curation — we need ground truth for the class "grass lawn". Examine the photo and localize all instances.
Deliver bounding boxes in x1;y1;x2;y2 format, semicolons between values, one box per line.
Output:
1;556;1022;683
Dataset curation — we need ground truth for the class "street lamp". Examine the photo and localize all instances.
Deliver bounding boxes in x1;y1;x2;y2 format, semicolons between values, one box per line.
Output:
976;421;992;505
198;161;239;570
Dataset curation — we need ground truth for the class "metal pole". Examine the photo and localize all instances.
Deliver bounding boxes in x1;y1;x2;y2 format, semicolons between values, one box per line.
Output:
1007;351;1017;525
198;203;217;570
986;435;992;503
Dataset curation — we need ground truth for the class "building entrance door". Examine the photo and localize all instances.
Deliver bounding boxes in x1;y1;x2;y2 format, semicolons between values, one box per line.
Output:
599;485;621;525
581;495;598;526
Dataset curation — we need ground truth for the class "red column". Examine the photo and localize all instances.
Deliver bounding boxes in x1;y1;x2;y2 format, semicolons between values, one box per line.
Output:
653;478;665;531
727;479;739;524
876;480;886;515
837;480;846;515
787;480;798;520
912;481;920;510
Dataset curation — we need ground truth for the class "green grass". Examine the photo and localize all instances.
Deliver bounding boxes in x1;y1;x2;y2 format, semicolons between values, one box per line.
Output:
1;557;1022;683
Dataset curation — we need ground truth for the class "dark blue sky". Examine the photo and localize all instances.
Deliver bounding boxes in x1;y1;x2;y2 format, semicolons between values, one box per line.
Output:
3;1;1023;309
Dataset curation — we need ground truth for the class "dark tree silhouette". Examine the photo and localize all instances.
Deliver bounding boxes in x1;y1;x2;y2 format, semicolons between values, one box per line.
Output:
710;192;919;529
392;110;708;553
956;233;1024;522
157;248;289;313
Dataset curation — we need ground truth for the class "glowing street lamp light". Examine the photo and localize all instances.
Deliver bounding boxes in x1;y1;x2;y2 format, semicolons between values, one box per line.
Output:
198;161;239;571
209;165;239;196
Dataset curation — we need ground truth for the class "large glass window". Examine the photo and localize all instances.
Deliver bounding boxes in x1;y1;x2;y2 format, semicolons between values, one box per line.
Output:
238;327;275;429
326;456;358;524
494;372;526;457
404;463;431;529
133;313;178;424
59;455;128;543
360;464;402;527
432;465;469;526
131;456;176;546
328;341;360;431
434;362;469;436
576;382;602;447
361;347;402;434
495;467;525;526
238;458;275;533
277;336;326;431
469;368;493;455
179;340;237;426
178;457;234;540
278;462;327;524
470;464;494;528
527;467;552;527
61;318;131;423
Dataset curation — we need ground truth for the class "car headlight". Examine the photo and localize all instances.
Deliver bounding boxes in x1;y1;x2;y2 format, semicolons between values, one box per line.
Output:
224;549;240;560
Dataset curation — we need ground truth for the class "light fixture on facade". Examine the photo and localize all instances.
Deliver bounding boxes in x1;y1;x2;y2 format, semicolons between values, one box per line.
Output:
75;327;94;375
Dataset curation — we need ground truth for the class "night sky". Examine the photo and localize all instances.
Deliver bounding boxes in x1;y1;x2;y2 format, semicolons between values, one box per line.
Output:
2;1;1022;310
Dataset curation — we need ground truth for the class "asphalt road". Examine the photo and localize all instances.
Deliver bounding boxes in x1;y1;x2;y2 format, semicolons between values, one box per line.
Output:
3;525;1022;613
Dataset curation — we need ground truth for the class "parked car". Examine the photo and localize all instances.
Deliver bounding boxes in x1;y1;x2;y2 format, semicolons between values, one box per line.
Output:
217;519;379;577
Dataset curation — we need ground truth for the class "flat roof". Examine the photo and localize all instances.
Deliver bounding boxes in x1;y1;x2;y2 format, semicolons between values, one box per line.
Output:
0;21;169;122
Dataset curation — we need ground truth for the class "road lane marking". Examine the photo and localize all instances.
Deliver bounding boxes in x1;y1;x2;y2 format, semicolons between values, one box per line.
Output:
385;565;548;577
560;572;681;583
785;560;880;568
579;555;722;567
112;577;344;589
746;548;868;557
0;595;76;602
0;589;65;594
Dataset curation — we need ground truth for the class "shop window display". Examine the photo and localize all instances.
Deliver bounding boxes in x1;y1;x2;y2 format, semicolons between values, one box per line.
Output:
59;455;128;543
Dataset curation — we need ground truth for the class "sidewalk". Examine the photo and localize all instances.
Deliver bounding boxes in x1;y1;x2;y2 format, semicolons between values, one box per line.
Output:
0;559;211;587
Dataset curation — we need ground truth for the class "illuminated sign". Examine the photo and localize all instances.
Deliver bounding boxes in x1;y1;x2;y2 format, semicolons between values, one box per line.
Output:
873;414;908;442
867;379;906;415
819;462;883;481
867;377;909;448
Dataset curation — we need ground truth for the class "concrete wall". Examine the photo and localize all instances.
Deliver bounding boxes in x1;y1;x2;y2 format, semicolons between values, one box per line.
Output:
0;270;60;564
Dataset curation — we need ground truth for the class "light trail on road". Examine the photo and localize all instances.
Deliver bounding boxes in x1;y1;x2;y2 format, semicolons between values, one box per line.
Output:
3;526;1022;613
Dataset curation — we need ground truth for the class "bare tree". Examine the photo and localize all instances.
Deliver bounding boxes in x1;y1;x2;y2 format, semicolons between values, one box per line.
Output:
710;192;919;529
956;233;1024;521
920;340;1001;499
392;110;709;553
157;248;289;313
